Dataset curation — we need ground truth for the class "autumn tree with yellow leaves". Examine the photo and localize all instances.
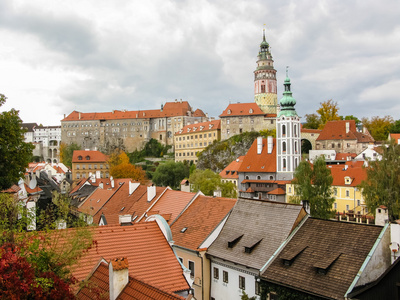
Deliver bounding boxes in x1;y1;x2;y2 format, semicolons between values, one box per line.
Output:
108;150;147;183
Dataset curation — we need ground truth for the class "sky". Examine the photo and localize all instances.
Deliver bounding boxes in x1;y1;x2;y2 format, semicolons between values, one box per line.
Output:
1;0;399;126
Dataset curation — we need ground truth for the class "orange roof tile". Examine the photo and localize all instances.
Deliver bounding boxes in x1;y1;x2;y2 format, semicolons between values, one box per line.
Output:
335;152;357;160
142;190;195;224
301;128;322;134
62;101;204;122
219;156;244;179
268;188;286;195
78;186;121;216
170;195;236;251
72;150;109;163
72;223;190;294
1;184;21;193
175;120;221;136
238;138;276;173
328;162;366;187
219;103;265;117
316;120;374;142
24;183;43;194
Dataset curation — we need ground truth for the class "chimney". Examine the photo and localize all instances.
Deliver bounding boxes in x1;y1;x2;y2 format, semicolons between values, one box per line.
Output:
129;181;140;195
79;112;81;120
257;137;263;154
111;176;115;188
375;206;389;226
267;136;273;154
346;122;350;134
99;182;103;189
301;200;310;214
109;258;129;300
147;184;156;202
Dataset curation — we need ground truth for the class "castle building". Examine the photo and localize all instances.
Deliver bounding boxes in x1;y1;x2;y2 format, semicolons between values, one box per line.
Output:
61;100;207;153
219;31;277;140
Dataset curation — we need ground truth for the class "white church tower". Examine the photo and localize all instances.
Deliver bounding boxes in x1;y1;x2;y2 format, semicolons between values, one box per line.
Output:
276;68;301;180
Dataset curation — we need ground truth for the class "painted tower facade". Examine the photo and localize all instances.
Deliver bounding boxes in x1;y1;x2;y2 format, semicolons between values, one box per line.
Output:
254;30;278;114
276;71;301;180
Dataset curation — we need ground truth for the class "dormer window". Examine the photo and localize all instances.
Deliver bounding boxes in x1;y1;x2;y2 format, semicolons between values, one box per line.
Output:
313;253;341;275
244;239;262;253
227;109;232;115
228;235;243;248
344;177;352;185
86;156;90;160
249;108;253;114
78;156;82;160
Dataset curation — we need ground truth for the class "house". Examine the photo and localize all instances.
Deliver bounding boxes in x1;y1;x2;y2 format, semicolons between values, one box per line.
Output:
388;133;400;144
207;198;307;300
61;100;207;152
259;218;391;300
355;144;382;161
71;150;109;180
219;156;244;191
174;119;221;164
316;120;374;154
169;194;237;300
77;258;189;300
72;222;192;298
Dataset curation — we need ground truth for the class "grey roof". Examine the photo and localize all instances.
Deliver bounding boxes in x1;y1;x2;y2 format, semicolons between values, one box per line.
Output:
207;198;305;270
21;123;38;132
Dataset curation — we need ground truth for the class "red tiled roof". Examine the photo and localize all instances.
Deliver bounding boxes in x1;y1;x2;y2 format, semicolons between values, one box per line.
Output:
329;162;367;187
73;223;190;293
238;138;276;173
1;184;21;193
78;186;121;216
301;128;322;134
268;188;286;195
316;120;374;142
193;108;206;118
170;195;236;251
335;153;357;160
219;156;244;179
24;183;43;194
142;190;195;224
72;150;109;163
390;133;400;140
175;120;221;136
62;101;202;122
219;103;265;117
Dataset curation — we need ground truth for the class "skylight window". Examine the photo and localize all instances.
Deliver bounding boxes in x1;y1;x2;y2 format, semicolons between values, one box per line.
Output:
181;227;188;233
120;207;125;211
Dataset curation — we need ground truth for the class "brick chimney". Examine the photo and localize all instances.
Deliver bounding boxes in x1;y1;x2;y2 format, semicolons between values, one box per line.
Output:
109;257;129;300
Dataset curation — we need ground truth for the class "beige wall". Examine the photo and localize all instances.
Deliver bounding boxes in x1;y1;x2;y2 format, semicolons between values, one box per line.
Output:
220;115;275;140
72;161;109;180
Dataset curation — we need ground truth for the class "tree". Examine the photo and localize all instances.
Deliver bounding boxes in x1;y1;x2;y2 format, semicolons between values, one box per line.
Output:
316;99;341;129
302;113;322;130
341;115;361;126
0;94;34;190
360;141;400;220
152;161;189;189
189;169;237;198
109;151;147;183
389;119;400;134
59;142;81;169
290;156;335;219
361;116;393;141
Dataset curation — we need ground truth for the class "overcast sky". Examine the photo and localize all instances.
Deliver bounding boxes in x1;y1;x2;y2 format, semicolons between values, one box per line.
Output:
1;0;399;126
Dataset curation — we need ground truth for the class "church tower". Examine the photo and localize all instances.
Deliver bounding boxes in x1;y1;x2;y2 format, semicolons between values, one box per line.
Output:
276;68;301;180
254;30;277;114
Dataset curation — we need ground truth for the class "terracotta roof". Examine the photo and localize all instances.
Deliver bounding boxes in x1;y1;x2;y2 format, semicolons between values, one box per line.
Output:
335;153;356;160
24;183;43;194
193;108;207;118
301;128;322;134
141;190;195;224
175;120;221;136
72;150;109;163
316;120;374;142
78;186;121;216
72;223;190;293
238;138;276;173
170;195;236;251
328;162;367;187
207;199;306;270
219;156;244;179
389;133;400;141
268;188;286;195
219;103;266;117
62;101;203;122
77;261;187;300
1;184;21;193
261;218;384;300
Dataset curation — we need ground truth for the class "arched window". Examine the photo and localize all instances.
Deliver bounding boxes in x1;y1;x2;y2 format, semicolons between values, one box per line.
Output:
282;125;286;136
257;175;261;180
282;142;286;152
294;124;297;137
245;175;249;180
294;141;298;153
283;159;287;169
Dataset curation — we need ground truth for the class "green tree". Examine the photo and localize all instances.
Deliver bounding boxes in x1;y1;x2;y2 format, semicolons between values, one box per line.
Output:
0;94;34;190
360;141;400;220
389;119;400;133
302;113;322;129
290;156;335;219
59;142;81;169
361;115;393;141
189;169;237;198
152;161;189;189
316;99;341;129
341;115;361;126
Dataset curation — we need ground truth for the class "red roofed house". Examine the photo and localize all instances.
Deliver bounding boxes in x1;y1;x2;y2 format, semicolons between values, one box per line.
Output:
61;100;207;152
72;222;192;298
174;120;221;164
388;133;400;144
169;194;237;300
219;155;244;191
316;120;374;154
72;150;109;181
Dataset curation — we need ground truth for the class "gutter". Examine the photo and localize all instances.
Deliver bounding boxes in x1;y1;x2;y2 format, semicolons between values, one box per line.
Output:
344;222;389;298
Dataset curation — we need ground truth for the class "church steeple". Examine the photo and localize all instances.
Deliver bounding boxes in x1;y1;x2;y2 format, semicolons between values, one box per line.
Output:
278;67;298;118
254;29;277;114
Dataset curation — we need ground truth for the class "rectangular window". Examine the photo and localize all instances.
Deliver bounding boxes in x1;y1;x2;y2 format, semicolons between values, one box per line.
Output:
334;202;337;209
188;261;195;279
346;190;350;197
346;204;350;211
357;200;361;207
213;267;219;279
223;271;228;283
239;276;245;290
76;164;80;170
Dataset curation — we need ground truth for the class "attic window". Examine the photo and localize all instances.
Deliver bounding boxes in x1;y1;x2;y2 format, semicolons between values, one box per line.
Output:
313;252;341;275
249;109;253;114
281;246;307;267
226;171;229;175
228;234;243;248
86;156;90;160
227;109;232;115
181;227;188;233
78;156;83;160
244;239;262;253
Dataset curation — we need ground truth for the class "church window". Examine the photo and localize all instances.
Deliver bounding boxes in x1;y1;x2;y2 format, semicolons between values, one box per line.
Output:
282;125;286;136
294;125;297;137
282;142;286;152
283;159;286;169
261;85;266;93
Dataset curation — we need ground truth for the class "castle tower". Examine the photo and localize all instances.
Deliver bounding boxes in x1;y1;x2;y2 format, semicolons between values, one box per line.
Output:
276;68;301;180
254;29;278;114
